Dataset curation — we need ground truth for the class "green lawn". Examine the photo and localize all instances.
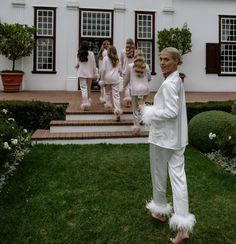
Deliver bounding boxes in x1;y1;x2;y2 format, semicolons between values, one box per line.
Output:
0;144;235;244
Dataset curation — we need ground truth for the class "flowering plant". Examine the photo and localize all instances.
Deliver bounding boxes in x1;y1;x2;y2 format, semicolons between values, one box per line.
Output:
0;108;31;191
208;132;216;140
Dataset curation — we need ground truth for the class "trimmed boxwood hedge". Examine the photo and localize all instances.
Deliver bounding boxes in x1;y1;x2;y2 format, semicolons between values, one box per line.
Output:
186;100;234;122
0;101;66;131
188;110;236;157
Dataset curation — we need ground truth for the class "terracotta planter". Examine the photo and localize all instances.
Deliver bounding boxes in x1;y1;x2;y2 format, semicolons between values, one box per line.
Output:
1;72;24;93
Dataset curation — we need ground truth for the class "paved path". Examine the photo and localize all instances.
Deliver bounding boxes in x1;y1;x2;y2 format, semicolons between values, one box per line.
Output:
0;91;235;103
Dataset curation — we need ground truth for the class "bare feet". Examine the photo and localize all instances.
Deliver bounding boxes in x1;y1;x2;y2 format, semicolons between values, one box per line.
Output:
170;230;189;244
123;99;131;108
132;127;141;136
151;212;167;222
80;104;90;111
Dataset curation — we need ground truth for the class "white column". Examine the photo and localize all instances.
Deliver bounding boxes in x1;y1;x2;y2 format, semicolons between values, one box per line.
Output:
113;3;126;55
161;0;175;28
65;0;80;91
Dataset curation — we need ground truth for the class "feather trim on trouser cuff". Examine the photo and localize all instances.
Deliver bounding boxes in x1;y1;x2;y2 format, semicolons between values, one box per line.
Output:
98;80;105;86
169;213;196;232
146;200;172;216
123;96;132;102
114;109;123;116
142;106;154;125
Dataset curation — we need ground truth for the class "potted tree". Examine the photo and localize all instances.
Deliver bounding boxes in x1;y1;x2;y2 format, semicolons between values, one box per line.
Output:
157;26;192;81
0;23;36;92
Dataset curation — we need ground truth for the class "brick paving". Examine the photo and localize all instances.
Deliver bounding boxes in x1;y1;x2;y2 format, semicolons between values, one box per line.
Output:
0;90;235;113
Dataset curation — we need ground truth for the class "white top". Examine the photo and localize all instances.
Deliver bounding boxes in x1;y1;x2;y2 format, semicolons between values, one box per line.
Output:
143;71;188;150
76;51;97;79
120;49;134;76
100;56;120;84
123;63;151;96
98;49;108;71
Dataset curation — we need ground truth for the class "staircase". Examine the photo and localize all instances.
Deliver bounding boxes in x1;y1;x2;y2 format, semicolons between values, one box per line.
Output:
31;96;149;145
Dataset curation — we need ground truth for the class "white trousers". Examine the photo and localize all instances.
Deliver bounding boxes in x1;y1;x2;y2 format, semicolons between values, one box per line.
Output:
147;144;196;232
131;95;147;126
99;80;106;103
104;83;122;115
79;78;92;107
123;84;131;104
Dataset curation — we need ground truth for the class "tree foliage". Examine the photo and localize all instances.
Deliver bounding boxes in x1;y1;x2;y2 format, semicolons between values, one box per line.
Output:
157;27;192;56
0;23;36;71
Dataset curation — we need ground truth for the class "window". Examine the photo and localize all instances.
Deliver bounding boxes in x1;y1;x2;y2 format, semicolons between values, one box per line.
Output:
79;9;113;57
206;15;236;75
135;11;156;74
33;7;56;73
220;16;236;74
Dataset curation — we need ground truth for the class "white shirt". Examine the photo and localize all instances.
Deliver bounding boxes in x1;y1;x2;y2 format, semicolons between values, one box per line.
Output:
76;51;97;79
120;49;134;76
100;56;120;84
98;49;108;70
123;63;151;96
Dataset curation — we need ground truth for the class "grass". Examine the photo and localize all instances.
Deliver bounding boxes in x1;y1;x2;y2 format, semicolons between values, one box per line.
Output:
0;144;235;244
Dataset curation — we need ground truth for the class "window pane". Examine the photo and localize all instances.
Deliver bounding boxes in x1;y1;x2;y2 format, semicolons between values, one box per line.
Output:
221;17;236;42
37;39;54;71
137;41;152;69
81;11;112;38
137;13;152;39
220;44;236;74
37;9;54;37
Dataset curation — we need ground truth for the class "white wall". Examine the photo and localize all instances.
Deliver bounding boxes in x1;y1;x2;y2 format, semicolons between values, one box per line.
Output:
172;0;236;91
0;0;236;92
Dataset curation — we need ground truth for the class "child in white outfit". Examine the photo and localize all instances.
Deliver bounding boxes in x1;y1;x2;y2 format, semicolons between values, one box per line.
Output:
123;49;151;134
120;38;135;107
97;40;110;103
100;46;123;121
76;41;98;111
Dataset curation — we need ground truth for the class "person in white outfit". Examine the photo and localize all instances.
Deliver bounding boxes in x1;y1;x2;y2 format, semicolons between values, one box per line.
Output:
120;38;135;107
100;45;122;121
97;40;110;103
142;47;196;244
76;40;98;111
123;49;151;135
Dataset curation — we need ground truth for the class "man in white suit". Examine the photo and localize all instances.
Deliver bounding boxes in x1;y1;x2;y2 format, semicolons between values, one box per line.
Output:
142;47;196;244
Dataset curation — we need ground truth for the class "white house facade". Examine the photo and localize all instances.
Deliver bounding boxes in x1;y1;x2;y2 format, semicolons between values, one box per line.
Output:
0;0;236;92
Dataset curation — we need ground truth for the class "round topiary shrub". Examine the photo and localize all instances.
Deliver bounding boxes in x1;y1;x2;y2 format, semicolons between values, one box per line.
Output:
231;101;236;115
188;110;236;157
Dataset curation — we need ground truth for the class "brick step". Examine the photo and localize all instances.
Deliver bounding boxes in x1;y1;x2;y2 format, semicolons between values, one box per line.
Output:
31;129;149;145
65;110;133;120
49;119;147;133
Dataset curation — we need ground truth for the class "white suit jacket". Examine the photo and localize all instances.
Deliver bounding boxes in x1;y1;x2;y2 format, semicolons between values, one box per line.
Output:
143;70;188;150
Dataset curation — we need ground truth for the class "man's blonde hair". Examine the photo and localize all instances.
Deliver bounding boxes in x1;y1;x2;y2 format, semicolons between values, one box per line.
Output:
161;47;183;65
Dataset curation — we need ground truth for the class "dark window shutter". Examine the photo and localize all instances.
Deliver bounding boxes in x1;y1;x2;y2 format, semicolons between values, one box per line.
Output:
206;43;220;74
